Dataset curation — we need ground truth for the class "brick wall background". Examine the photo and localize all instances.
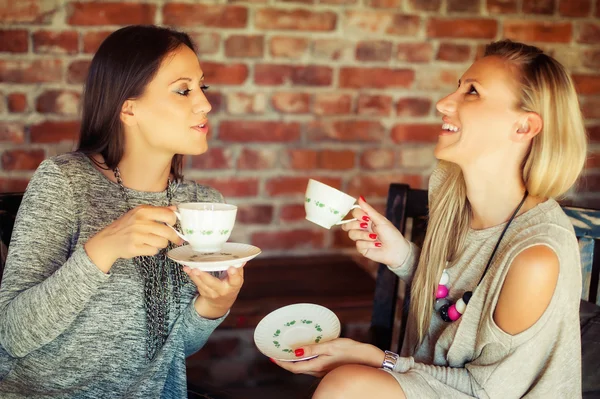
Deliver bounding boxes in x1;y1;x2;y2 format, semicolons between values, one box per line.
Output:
1;0;599;257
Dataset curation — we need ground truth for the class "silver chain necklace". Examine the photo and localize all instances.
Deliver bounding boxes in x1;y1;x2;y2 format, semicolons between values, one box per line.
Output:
113;167;187;361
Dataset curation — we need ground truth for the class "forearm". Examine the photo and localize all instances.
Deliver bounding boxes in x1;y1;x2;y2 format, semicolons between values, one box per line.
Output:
0;246;110;358
387;240;421;283
182;296;228;356
394;359;475;396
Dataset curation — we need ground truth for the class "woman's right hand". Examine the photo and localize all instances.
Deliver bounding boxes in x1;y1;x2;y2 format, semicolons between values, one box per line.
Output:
342;197;411;268
84;205;183;273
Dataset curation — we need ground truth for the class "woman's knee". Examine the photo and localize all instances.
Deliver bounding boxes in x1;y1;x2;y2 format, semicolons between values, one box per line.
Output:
312;365;374;399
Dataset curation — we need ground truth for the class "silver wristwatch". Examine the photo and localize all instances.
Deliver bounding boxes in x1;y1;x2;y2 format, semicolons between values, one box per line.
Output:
382;350;399;371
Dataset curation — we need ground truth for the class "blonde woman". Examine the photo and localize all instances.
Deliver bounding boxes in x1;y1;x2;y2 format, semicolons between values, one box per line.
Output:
273;40;587;398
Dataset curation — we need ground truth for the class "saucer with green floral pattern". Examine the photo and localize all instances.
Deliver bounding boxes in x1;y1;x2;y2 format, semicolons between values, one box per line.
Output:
254;303;341;362
167;243;261;272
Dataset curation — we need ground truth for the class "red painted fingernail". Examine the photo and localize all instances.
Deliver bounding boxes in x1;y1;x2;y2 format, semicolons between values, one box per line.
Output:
362;216;370;222
360;222;368;228
269;358;276;363
375;242;382;247
295;349;304;357
369;233;377;239
359;195;366;202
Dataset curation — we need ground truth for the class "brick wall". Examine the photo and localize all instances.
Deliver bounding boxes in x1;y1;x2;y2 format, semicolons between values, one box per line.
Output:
1;0;599;257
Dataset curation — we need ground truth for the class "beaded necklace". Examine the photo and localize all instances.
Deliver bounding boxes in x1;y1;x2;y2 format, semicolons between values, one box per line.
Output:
435;190;529;322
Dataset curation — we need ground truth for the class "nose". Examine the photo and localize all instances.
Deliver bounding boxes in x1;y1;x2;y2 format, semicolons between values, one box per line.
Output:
436;92;457;116
192;90;212;115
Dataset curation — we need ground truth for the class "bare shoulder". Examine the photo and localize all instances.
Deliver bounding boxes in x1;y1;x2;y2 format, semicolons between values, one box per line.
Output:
493;245;559;335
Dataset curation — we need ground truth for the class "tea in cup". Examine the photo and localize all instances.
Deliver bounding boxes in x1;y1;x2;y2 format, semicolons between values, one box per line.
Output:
169;203;237;252
304;179;361;229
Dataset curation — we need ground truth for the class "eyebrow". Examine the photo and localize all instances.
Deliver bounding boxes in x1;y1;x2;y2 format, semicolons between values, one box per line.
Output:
169;75;205;85
458;78;479;85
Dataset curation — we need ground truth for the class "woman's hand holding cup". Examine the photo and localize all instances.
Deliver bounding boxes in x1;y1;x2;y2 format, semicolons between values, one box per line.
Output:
342;197;411;268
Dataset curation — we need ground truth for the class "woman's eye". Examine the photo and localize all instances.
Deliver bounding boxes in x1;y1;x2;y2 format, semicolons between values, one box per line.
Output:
176;89;192;96
201;85;210;92
467;85;478;95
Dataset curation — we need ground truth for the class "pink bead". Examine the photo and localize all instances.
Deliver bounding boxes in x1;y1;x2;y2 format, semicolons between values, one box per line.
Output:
448;304;461;321
435;285;449;299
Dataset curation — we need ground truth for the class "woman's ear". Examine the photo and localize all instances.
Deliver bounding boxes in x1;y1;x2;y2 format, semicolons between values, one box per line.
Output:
512;112;542;142
120;100;136;126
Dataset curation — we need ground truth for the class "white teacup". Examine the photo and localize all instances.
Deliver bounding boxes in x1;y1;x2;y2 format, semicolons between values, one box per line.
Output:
169;203;237;253
304;179;361;229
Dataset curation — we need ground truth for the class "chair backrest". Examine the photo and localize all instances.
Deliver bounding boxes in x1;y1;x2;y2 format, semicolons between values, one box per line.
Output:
0;192;24;285
369;184;600;354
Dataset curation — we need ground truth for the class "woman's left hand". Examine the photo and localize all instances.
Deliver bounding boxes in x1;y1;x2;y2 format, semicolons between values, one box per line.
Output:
183;264;245;319
271;338;384;378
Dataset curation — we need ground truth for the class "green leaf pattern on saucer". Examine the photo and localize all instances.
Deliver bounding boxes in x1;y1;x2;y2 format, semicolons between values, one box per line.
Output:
305;198;340;215
271;319;325;353
183;229;230;236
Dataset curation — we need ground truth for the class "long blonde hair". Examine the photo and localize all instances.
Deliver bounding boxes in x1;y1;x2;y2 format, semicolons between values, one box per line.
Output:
408;40;588;350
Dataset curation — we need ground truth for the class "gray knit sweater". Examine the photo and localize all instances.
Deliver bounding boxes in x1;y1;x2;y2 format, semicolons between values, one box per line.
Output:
0;152;226;398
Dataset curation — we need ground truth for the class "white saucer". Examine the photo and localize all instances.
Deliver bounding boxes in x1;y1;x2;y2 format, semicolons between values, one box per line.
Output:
167;243;261;272
254;303;341;362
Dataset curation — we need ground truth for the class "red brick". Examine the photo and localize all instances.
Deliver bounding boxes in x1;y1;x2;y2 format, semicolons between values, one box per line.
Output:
266;176;341;196
82;31;111;53
8;93;27;113
272;92;310;113
319;150;355;170
308;121;385;142
164;4;247;28
0;123;25;143
30;121;80;143
573;74;600;95
340;67;414;88
597;0;600;16
357;95;392;116
251;229;325;250
189;32;220;55
277;0;315;4
586;151;600;168
312;39;352;60
2;149;45;171
486;0;518;13
67;60;91;84
0;0;57;23
236;205;273;224
367;0;402;6
321;0;357;4
437;43;472;62
36;90;80;115
219;121;300;142
391;124;441;143
254;65;332;86
314;93;353;115
269;36;309;59
427;18;497;39
522;0;555;14
345;11;420;36
581;96;600;118
578;23;600;44
348;174;423;197
202;62;248;85
559;0;592;16
448;0;481;12
0;60;62;83
68;2;156;25
0;179;30;193
583;49;600;68
237;148;278;169
503;21;572;43
226;93;266;114
396;97;432;117
280;204;306;221
33;31;78;54
255;9;336;31
408;0;441;11
332;228;355;249
588;125;600;142
361;149;394;170
0;30;28;53
225;35;264;58
198;177;259;197
415;68;460;90
396;43;434;63
285;150;318;170
356;41;392;62
190;147;233;169
205;91;222;113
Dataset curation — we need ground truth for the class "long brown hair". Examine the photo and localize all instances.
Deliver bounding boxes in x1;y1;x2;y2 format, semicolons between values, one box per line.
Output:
408;40;588;350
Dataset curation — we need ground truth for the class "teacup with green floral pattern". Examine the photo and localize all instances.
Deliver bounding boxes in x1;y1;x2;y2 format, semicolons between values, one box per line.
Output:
304;179;361;229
